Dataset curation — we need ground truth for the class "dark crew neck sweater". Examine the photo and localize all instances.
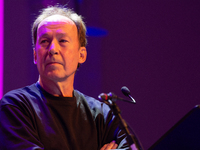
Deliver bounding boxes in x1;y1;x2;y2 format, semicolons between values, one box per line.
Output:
0;83;129;150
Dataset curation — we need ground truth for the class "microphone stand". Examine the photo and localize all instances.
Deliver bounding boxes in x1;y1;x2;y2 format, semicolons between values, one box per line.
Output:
105;100;143;150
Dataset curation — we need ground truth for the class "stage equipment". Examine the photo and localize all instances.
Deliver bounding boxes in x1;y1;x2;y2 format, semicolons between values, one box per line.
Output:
98;88;143;150
149;105;200;150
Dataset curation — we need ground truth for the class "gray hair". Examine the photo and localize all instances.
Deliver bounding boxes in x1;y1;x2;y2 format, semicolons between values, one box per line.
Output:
32;5;87;47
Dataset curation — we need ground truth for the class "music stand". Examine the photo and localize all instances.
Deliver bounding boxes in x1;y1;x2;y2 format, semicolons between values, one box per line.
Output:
149;105;200;150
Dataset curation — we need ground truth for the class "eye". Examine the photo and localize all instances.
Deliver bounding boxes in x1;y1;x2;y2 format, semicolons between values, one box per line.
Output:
60;39;68;43
39;39;50;47
40;40;49;44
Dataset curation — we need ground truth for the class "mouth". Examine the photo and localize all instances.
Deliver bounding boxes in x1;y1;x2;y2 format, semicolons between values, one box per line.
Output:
46;62;63;67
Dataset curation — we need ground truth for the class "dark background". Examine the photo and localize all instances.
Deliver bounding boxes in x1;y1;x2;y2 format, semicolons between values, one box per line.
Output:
3;0;200;149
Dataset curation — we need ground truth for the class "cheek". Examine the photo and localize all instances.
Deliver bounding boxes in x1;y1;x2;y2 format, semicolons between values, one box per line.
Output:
64;51;80;67
36;50;46;65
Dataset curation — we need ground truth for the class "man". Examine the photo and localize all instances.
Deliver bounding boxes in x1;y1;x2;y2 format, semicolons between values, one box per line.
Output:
0;5;131;150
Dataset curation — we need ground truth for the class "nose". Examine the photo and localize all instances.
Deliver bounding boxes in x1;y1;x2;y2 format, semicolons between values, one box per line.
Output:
48;39;60;56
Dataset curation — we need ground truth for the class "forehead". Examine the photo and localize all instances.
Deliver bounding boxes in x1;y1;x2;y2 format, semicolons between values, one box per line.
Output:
37;15;77;36
38;15;75;28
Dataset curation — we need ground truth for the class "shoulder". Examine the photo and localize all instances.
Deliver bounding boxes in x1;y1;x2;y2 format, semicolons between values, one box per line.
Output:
0;83;41;107
74;90;111;119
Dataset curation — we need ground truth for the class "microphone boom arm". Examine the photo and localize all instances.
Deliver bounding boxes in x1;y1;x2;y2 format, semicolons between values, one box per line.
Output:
105;100;143;150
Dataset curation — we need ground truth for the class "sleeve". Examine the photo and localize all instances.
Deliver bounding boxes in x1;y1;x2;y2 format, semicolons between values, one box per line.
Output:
0;94;44;150
101;109;131;150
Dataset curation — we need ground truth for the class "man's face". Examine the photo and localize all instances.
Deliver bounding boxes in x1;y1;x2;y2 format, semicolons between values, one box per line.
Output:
34;15;86;82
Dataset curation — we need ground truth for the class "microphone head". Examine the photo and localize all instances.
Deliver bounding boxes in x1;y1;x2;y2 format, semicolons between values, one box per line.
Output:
107;92;114;97
121;86;130;96
98;93;108;100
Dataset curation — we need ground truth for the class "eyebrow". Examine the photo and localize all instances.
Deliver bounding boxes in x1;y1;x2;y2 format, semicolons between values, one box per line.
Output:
38;33;50;38
56;32;72;41
57;33;68;38
37;29;72;43
38;32;69;38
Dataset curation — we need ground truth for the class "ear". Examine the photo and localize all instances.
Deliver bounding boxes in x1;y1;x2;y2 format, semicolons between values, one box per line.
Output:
78;47;87;64
33;48;37;64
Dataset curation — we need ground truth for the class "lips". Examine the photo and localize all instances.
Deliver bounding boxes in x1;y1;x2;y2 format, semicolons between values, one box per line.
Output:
45;61;63;67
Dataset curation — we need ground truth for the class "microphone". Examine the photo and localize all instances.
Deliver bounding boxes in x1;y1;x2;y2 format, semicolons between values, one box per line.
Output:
98;92;120;101
121;86;136;103
98;92;135;104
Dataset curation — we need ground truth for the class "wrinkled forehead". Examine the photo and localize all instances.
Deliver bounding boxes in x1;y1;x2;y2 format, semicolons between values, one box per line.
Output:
38;15;75;29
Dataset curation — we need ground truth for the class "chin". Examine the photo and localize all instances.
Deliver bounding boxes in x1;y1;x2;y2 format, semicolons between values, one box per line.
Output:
45;72;66;81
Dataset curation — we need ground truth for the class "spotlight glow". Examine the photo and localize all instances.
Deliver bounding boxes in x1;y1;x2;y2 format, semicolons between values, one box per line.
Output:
0;0;3;98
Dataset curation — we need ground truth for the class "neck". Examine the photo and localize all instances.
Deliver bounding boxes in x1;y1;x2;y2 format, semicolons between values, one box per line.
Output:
38;76;74;97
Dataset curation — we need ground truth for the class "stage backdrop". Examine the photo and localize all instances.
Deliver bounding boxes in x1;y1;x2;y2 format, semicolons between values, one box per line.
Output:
3;0;200;149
